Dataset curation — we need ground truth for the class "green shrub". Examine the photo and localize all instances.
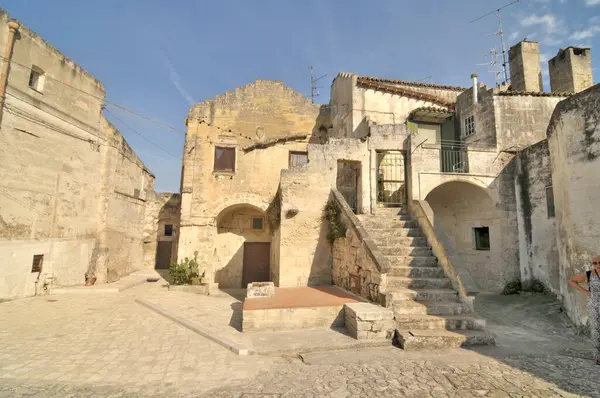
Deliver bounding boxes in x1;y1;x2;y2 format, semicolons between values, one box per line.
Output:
323;199;346;244
168;251;204;285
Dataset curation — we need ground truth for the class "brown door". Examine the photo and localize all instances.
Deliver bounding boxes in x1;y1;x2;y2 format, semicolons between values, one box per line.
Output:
242;242;271;287
155;241;172;269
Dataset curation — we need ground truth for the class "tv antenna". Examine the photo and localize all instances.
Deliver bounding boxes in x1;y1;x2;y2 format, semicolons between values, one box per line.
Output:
477;47;505;87
309;66;327;104
470;0;521;84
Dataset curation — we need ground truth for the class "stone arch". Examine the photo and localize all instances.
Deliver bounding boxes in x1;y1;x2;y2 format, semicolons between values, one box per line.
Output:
419;175;497;204
212;201;272;289
209;193;271;220
425;180;517;293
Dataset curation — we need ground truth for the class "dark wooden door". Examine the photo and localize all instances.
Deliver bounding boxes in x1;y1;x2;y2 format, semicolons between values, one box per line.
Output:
242;242;271;287
155;241;173;269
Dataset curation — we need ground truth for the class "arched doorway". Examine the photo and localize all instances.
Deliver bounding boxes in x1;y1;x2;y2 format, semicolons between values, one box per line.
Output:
214;204;272;288
425;181;518;293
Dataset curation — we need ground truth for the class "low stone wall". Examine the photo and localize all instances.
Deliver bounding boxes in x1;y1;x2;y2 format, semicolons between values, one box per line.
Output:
242;306;345;332
409;199;478;308
330;189;389;303
344;302;395;340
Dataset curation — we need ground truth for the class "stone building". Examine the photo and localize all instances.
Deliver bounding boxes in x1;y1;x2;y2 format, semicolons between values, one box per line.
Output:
0;10;164;298
178;38;596;331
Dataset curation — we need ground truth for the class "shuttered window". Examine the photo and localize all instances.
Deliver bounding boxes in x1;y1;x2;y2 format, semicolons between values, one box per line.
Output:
214;147;235;172
31;255;43;273
289;151;308;168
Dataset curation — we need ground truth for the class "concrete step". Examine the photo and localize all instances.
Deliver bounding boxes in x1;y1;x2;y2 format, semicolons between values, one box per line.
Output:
393;300;469;316
361;219;419;229
379;246;432;257
387;266;445;278
394;314;485;330
396;329;495;350
370;236;429;247
367;228;422;237
387;277;452;290
387;256;438;267
388;288;458;302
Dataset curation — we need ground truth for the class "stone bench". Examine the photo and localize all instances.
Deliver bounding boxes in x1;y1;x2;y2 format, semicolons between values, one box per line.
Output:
344;302;395;340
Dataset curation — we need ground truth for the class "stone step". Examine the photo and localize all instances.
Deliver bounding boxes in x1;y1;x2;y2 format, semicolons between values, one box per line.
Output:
379;246;432;257
370;236;429;247
394;314;485;330
387;266;445;278
387;256;438;267
361;219;419;229
396;329;495;350
388;288;458;302
393;300;469;316
387;277;452;290
366;227;422;237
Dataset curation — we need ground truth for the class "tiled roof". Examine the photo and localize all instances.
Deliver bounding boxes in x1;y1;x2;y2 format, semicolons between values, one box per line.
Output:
357;78;456;109
496;91;572;97
358;76;467;92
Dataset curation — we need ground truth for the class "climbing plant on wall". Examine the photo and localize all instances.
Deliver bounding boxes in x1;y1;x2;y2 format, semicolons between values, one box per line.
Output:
323;199;347;244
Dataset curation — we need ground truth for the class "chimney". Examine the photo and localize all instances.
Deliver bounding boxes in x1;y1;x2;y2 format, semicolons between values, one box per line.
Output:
549;47;593;93
471;73;478;104
508;40;543;92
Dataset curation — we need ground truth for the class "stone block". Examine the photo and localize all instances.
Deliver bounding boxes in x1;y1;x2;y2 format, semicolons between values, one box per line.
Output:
246;282;275;298
371;319;395;332
344;302;394;321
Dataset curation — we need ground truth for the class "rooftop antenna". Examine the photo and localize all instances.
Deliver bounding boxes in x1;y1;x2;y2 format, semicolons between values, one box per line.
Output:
417;75;433;84
309;66;327;104
470;0;521;84
477;47;504;87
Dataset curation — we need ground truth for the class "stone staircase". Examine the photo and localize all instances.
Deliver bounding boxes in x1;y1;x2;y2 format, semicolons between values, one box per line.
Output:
357;207;494;350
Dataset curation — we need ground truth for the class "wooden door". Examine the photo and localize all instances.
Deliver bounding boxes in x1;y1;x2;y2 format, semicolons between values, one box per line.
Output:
242;242;271;287
155;241;172;269
337;161;359;213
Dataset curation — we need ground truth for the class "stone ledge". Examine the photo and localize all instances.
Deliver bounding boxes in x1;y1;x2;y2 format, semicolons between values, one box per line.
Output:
344;302;395;340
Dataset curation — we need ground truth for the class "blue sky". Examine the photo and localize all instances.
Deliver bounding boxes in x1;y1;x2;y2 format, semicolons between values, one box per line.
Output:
3;0;599;192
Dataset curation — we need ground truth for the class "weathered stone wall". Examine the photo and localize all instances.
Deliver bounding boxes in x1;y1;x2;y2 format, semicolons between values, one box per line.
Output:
549;47;593;94
547;84;600;326
494;94;564;151
178;80;327;286
142;192;181;270
456;85;497;146
509;41;543;93
516;140;559;293
0;13;155;297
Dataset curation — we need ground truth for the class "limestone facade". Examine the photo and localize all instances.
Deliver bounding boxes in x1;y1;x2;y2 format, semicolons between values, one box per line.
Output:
0;10;158;298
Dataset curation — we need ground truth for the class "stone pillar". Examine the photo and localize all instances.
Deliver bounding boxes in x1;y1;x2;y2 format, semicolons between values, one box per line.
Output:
549;47;593;94
0;20;20;128
508;40;543;92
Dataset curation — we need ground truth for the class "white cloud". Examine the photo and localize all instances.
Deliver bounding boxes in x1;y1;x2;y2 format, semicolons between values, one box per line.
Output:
520;14;561;33
509;31;520;41
540;52;553;62
570;22;600;40
585;0;600;6
159;51;195;106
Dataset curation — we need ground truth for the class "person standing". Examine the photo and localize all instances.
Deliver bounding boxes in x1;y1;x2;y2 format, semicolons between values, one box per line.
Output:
569;256;600;365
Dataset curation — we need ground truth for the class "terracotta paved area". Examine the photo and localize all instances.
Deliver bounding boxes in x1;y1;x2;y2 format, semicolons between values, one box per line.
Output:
243;285;361;310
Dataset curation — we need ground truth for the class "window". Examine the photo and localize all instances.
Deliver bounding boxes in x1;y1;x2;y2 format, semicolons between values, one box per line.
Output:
214;147;235;172
474;227;490;251
546;186;555;218
31;254;43;273
28;66;45;92
164;224;173;237
252;216;264;231
133;188;140;198
464;115;475;137
289;151;308;168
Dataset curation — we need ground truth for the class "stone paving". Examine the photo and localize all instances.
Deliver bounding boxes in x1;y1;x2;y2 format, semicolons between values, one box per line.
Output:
1;282;599;397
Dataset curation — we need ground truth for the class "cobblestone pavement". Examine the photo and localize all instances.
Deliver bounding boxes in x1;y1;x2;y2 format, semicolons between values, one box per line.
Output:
1;283;599;397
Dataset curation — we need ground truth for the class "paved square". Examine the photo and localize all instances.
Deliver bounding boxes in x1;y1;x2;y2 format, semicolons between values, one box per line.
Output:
1;283;598;397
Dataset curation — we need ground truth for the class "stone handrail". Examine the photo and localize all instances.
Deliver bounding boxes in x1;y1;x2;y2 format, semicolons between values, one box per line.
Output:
409;199;479;298
330;188;391;274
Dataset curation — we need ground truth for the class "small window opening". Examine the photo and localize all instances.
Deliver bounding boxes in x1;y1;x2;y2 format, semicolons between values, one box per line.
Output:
474;227;490;251
289;151;308;168
133;188;140;198
464;115;475;137
164;224;173;237
546;186;555;218
252;217;264;231
28;66;45;92
214;147;236;172
31;254;43;273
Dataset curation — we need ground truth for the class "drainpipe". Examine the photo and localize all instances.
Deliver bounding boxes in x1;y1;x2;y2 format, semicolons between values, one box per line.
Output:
471;73;478;105
0;20;20;128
